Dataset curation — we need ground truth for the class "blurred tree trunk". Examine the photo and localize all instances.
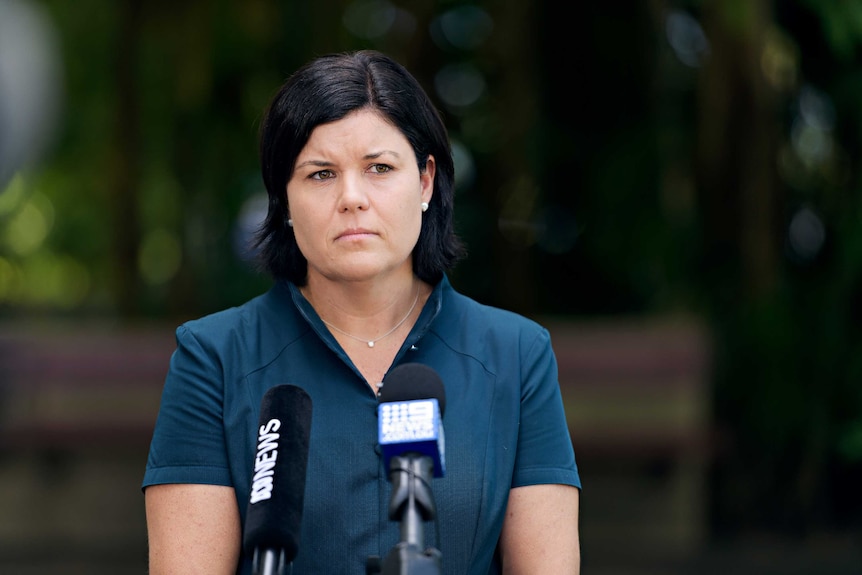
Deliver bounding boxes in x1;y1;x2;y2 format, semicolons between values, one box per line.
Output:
696;0;796;533
696;0;780;301
482;0;540;314
110;0;143;316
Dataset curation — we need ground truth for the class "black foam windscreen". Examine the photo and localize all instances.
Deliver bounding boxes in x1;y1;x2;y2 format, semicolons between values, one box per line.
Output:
243;384;313;562
379;363;446;417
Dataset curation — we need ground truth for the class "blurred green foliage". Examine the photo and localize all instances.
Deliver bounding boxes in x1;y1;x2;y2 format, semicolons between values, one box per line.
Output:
1;0;860;536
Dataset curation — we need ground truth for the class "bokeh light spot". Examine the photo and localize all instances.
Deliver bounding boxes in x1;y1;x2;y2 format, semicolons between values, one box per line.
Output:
0;173;29;217
2;192;54;256
342;0;397;39
233;192;268;261
787;206;825;263
431;6;494;50
0;256;22;302
761;27;798;92
138;228;182;286
434;63;486;109
451;139;475;191
0;0;63;187
666;10;710;67
19;253;90;308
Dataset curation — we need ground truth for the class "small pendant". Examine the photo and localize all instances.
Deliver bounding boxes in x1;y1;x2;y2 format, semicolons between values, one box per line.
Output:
368;341;375;348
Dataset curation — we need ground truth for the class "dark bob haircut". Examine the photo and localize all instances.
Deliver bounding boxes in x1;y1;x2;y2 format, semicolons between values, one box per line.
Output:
255;50;466;285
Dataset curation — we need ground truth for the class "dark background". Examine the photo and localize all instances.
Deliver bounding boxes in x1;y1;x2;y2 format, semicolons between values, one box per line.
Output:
1;0;860;572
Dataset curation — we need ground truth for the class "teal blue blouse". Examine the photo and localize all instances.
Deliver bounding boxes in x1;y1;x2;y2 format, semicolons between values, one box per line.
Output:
143;275;580;574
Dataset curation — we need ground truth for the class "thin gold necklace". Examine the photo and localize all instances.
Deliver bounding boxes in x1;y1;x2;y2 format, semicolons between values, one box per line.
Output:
319;287;420;348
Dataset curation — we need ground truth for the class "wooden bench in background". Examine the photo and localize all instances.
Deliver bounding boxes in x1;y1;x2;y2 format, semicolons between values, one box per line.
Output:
545;316;712;566
0;322;174;573
0;317;712;573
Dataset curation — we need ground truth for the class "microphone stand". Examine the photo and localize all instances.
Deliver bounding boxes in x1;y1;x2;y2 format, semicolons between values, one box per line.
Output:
252;548;291;575
368;454;442;575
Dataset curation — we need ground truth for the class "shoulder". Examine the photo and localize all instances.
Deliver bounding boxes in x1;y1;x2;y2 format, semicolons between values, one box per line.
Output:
442;280;547;332
435;279;551;353
179;289;266;339
174;282;301;362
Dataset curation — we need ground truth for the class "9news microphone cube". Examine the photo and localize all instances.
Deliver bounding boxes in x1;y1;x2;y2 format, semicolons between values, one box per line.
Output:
378;398;445;477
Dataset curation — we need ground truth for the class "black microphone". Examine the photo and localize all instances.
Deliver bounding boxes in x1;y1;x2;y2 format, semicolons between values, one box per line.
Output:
243;384;313;575
372;363;446;575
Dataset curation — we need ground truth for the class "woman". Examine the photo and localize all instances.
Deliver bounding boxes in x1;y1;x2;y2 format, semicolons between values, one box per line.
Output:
143;49;581;574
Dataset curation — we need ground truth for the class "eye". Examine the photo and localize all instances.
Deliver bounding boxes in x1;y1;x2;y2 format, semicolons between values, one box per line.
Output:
310;169;335;180
370;164;392;174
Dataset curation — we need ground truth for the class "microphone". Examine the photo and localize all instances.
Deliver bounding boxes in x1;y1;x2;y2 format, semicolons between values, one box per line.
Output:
371;363;446;575
243;384;313;575
378;363;446;478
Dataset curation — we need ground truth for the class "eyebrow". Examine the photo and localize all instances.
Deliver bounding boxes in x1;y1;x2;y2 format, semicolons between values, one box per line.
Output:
294;150;402;170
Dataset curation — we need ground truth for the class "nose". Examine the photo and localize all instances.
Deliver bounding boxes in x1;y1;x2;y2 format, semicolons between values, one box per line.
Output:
337;172;370;213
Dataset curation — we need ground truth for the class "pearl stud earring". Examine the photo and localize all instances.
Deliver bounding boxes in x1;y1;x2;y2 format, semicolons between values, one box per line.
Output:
421;202;429;212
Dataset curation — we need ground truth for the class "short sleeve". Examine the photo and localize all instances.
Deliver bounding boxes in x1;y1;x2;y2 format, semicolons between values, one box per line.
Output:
510;327;581;489
142;325;233;488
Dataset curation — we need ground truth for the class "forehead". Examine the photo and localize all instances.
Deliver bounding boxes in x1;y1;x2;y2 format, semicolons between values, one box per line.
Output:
300;109;411;156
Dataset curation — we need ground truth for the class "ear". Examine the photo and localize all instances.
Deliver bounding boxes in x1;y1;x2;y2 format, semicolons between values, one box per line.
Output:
420;155;436;204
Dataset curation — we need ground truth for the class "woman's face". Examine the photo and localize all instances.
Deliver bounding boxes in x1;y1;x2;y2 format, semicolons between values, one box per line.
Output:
286;109;435;285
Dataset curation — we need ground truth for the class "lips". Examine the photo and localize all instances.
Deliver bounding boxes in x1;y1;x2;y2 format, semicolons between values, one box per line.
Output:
336;227;376;241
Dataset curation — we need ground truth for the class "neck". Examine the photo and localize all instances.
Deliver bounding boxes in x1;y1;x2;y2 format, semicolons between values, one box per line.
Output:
301;275;424;346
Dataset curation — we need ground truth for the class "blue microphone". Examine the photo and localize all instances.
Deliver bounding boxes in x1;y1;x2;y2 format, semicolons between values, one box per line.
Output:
377;363;446;477
372;363;446;575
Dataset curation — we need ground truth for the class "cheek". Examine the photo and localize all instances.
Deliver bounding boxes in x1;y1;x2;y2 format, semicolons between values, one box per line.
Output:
401;208;423;246
289;214;317;258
